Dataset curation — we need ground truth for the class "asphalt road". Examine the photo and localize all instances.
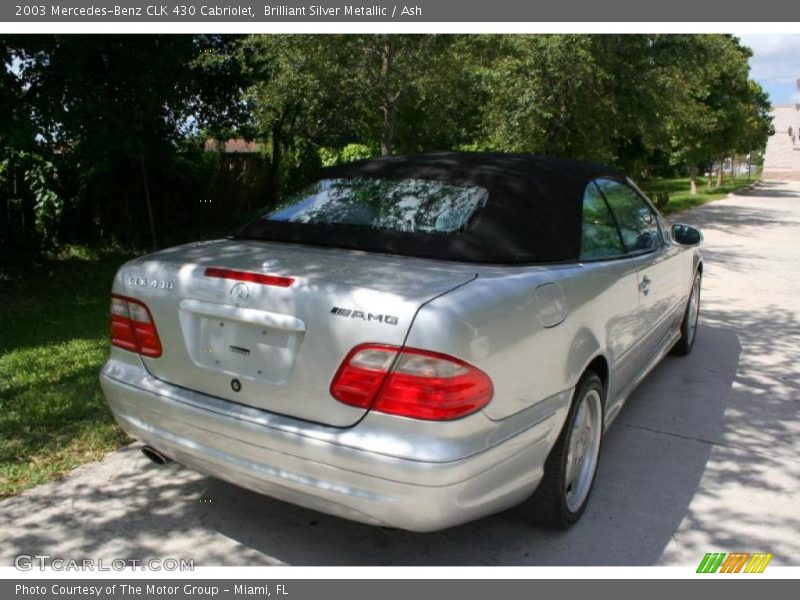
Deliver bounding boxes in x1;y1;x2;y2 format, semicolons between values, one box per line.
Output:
2;181;799;566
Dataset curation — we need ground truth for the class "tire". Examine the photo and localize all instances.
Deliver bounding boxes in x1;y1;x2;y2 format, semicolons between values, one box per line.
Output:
519;372;604;529
671;270;702;356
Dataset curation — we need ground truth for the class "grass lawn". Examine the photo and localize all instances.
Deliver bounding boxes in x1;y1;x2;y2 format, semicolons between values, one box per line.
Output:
0;217;238;498
0;247;138;498
640;170;760;215
0;173;759;499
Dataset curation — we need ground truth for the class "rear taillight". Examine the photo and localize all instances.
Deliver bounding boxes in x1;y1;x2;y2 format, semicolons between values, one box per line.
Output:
330;344;493;421
110;294;162;358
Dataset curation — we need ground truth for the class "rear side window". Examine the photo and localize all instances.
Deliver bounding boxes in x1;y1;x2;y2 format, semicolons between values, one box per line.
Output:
264;178;488;235
595;179;660;253
581;182;625;259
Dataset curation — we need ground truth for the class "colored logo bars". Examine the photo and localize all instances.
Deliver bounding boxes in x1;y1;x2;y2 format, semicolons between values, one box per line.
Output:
697;552;773;573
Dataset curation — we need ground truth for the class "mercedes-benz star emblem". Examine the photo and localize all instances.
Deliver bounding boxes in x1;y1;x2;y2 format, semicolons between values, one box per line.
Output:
230;282;250;305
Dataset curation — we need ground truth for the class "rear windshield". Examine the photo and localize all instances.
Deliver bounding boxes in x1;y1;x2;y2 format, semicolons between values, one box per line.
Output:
263;178;488;234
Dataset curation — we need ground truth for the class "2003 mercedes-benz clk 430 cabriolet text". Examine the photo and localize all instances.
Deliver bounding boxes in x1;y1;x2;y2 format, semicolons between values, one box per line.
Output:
100;152;703;531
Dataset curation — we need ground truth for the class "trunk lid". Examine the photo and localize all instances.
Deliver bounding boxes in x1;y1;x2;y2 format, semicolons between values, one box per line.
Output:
121;239;476;427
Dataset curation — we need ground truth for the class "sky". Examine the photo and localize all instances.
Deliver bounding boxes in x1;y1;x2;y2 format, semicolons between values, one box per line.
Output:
739;34;800;106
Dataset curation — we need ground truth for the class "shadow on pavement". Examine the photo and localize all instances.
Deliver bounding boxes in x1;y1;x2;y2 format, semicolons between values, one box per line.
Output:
678;205;799;235
0;323;747;566
734;180;800;198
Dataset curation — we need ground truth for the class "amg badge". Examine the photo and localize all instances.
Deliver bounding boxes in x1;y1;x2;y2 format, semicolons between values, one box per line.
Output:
330;306;399;326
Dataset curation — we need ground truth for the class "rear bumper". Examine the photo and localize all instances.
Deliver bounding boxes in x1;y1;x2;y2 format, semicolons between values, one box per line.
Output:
100;356;568;532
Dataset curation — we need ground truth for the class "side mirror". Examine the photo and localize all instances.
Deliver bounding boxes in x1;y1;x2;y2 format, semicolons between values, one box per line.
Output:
672;223;703;246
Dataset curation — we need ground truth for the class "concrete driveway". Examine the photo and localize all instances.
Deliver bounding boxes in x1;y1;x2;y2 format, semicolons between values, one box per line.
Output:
2;181;798;566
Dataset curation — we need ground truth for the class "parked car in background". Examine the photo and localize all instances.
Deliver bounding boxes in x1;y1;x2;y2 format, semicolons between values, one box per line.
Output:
100;152;703;531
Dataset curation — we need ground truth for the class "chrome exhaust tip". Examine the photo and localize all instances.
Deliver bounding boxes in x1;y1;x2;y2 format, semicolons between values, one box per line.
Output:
141;445;173;465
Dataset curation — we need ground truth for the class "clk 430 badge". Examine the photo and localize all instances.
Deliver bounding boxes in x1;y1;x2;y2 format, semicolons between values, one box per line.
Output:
127;276;175;290
330;306;399;326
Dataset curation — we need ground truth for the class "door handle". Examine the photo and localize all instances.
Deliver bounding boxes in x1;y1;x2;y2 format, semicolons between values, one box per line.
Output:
639;275;652;295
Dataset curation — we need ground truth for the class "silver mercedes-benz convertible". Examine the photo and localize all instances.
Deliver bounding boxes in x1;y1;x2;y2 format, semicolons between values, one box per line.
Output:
100;152;703;531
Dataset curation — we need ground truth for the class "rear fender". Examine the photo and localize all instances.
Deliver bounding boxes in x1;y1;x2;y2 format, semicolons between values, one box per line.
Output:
404;270;590;421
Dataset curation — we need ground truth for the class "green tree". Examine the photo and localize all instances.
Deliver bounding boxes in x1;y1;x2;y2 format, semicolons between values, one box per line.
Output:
472;35;677;171
7;34;244;248
237;35;353;201
339;35;481;155
734;81;774;173
662;35;772;194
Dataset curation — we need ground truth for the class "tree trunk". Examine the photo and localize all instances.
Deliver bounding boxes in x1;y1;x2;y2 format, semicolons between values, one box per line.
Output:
139;156;158;252
379;37;398;156
0;196;6;250
689;164;699;195
268;120;283;205
716;156;723;188
381;103;396;156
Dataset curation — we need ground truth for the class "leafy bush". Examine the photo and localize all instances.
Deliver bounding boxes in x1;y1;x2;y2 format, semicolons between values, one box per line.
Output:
319;144;375;167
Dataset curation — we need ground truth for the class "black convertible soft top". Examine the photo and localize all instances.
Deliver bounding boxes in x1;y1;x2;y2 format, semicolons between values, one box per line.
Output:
236;152;626;264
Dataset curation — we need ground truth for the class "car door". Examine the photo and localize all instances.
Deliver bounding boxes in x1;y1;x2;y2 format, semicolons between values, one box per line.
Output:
595;178;684;361
579;180;643;412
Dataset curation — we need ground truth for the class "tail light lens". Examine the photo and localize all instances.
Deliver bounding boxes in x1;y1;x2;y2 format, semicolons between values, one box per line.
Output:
110;294;162;358
330;344;493;421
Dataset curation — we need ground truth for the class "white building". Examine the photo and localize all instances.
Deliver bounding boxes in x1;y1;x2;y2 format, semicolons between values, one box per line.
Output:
762;101;800;180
